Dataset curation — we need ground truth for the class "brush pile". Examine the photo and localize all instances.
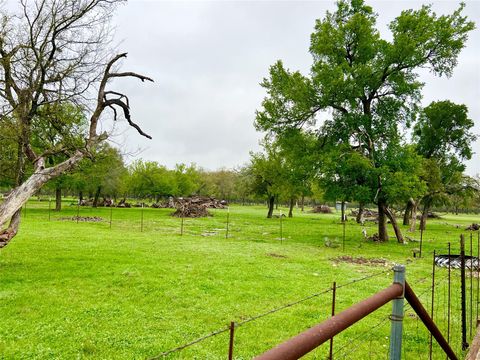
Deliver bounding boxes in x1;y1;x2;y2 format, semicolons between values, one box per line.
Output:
171;196;227;218
311;205;332;213
466;223;480;231
350;208;379;219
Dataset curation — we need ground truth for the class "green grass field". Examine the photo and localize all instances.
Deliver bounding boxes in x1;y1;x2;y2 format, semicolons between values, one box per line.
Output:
0;201;478;359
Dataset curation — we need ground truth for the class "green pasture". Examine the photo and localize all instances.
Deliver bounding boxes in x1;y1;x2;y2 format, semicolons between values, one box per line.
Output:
0;201;478;359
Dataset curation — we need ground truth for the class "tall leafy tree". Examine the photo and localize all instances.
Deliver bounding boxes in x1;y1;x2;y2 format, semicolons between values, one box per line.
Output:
275;130;320;217
126;160;175;201
249;141;286;218
413;100;476;228
255;0;474;242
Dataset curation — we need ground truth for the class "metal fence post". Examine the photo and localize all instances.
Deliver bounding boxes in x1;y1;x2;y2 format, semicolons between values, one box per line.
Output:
329;281;337;360
461;234;468;350
389;264;405;360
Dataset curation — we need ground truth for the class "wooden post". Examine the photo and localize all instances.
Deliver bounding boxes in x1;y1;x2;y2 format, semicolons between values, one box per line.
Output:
280;210;283;244
109;205;113;229
419;226;424;258
180;216;184;236
226;207;230;239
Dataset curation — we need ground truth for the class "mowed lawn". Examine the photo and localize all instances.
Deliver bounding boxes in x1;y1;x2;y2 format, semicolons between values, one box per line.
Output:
0;201;478;359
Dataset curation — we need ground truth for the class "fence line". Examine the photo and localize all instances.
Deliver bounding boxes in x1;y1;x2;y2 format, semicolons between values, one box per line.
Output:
148;268;391;358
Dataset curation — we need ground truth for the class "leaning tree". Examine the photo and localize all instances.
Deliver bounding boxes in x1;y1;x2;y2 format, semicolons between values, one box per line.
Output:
0;0;153;247
255;0;474;242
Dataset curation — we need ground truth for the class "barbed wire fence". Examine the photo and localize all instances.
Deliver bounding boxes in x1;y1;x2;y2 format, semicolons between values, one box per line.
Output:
148;269;391;359
17;200;480;358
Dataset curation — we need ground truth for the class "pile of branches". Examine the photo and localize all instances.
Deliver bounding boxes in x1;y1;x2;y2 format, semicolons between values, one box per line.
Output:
58;216;103;222
466;223;480;231
311;205;332;213
351;209;379;219
171;196;227;218
116;199;131;208
78;198;114;207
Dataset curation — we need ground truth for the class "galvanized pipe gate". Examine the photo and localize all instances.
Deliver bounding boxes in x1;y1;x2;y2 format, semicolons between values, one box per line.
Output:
255;265;458;360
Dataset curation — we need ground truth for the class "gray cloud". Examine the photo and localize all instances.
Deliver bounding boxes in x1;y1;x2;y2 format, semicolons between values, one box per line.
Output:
110;0;480;175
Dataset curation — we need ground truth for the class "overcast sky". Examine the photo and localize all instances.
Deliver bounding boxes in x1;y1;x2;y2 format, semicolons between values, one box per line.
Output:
109;0;480;175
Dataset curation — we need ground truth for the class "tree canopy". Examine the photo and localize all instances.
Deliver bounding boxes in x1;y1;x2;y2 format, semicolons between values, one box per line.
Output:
255;0;475;242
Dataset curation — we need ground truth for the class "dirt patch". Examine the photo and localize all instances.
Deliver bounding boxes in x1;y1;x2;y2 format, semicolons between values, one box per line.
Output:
267;253;288;259
332;255;391;267
58;216;103;222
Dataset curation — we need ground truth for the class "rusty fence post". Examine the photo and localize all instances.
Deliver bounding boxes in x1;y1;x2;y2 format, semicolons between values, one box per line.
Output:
447;242;451;346
329;281;337;359
461;234;468;350
228;321;235;360
470;233;474;339
477;232;479;327
404;282;458;360
429;250;436;360
389;264;406;360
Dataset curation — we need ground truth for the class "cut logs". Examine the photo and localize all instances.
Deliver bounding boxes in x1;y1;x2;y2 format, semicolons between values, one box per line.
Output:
171;196;227;218
311;205;332;213
466;223;480;231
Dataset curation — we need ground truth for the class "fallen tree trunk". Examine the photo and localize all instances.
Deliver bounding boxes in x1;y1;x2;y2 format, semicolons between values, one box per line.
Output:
0;153;83;247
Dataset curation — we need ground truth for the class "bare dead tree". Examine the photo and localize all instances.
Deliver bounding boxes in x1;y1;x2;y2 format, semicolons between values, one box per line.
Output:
0;0;153;247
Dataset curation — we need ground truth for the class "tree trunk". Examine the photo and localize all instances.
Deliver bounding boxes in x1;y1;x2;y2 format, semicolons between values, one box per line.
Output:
301;195;305;212
275;195;279;210
267;195;275;218
403;198;415;225
385;206;404;243
79;191;83;203
341;200;346;222
288;197;294;218
55;186;62;211
0;210;21;248
409;201;418;232
377;200;388;242
93;186;102;208
420;204;429;231
0;152;84;248
356;202;365;224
